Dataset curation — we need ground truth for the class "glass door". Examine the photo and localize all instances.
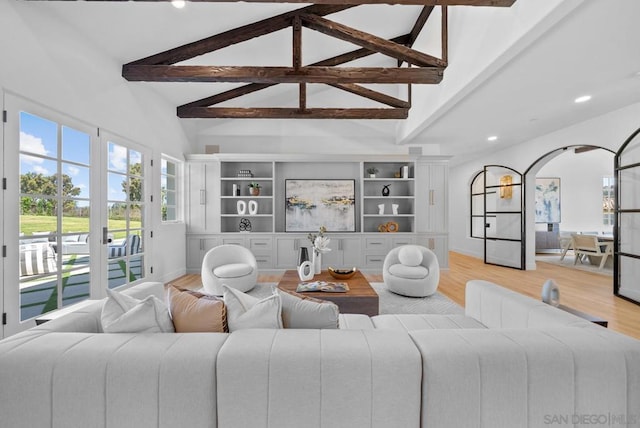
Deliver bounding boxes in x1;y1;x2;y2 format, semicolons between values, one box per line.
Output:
3;97;97;336
615;127;640;304
105;138;148;288
483;165;525;269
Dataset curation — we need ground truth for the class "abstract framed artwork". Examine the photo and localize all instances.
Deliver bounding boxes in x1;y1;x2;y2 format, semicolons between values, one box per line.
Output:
535;177;561;223
285;179;356;232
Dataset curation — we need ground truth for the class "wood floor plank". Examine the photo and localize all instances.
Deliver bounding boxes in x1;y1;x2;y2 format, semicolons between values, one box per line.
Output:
167;252;640;339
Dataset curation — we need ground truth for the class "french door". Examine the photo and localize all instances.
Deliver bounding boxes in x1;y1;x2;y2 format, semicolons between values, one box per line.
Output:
615;127;640;304
482;165;525;269
2;95;151;337
103;136;149;289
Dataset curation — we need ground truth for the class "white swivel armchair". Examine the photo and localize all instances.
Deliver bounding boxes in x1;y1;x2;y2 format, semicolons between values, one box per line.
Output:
382;245;440;297
201;245;258;296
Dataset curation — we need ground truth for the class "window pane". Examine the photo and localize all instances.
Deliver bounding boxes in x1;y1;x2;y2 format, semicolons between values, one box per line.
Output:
62;126;90;165
20;156;58;194
63;162;90;199
129;175;143;202
108;142;127;173
20;112;57;158
130;150;143;176
166;161;176;176
108;172;127;202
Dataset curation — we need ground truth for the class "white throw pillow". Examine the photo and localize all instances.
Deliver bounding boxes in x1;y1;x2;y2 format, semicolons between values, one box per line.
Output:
101;288;175;333
277;288;339;329
398;246;423;267
223;285;282;332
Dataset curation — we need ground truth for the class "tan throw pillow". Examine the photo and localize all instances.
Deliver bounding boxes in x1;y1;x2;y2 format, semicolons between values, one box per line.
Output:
277;288;339;329
167;286;228;333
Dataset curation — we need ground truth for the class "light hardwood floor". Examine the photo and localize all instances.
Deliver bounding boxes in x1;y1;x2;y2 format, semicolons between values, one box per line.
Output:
168;251;640;340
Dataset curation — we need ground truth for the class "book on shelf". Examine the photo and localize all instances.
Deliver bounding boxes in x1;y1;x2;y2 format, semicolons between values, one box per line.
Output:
296;281;350;293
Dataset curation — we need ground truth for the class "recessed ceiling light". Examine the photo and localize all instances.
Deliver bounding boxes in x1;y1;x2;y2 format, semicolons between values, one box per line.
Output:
574;95;592;103
171;0;186;9
487;136;498;142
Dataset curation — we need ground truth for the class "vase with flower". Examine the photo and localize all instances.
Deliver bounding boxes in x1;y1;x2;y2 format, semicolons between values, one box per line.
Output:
308;225;331;275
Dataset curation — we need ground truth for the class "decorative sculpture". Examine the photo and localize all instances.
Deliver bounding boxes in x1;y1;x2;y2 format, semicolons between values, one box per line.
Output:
248;200;258;215
236;200;247;215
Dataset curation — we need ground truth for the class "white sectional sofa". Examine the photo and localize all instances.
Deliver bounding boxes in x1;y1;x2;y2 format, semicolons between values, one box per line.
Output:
1;280;639;428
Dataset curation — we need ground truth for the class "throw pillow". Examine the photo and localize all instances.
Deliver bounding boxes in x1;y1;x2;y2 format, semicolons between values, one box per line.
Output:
167;286;227;333
277;288;339;329
398;245;423;267
223;285;282;332
101;288;175;333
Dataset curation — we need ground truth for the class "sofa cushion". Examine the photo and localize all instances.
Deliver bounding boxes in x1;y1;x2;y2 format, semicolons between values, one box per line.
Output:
372;314;487;331
167;286;227;333
388;264;429;279
214;263;253;279
19;243;57;276
223;285;282;332
277;289;339;329
398;245;423;266
101;288;175;333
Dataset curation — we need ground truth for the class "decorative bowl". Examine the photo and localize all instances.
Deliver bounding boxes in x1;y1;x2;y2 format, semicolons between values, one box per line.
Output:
328;267;357;280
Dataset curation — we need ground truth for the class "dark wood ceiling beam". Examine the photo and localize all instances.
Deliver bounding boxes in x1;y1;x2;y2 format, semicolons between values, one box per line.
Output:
178;83;274;109
126;4;354;65
329;83;410;108
408;5;435;47
178;107;409;119
51;0;516;6
399;5;435;67
123;65;444;84
177;34;412;110
299;14;446;68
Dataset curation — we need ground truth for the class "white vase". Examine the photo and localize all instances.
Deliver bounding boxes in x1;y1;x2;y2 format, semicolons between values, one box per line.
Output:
378;204;385;215
248;200;258;215
312;251;322;274
236;200;247;215
297;261;314;281
392;204;399;215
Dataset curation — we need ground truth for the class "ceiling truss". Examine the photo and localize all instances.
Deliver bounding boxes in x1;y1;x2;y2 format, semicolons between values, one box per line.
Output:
111;1;515;119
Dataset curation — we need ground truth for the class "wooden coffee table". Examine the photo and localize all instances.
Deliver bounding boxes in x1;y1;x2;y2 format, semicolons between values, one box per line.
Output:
278;270;379;316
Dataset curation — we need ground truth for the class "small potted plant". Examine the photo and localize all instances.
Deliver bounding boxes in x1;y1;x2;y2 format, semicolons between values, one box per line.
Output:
248;182;261;196
366;167;379;178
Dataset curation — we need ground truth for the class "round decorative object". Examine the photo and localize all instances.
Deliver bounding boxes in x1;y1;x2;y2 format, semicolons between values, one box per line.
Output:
378;223;387;232
382;184;390;197
541;279;560;307
298;261;314;281
248;200;258;215
328;266;357;280
239;218;252;232
236;200;247;215
386;221;399;233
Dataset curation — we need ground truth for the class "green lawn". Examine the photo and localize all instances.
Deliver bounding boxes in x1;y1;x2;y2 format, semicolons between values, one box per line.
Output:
20;215;141;239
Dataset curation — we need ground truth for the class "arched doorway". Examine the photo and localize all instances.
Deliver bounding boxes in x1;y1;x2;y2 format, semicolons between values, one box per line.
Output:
524;145;615;271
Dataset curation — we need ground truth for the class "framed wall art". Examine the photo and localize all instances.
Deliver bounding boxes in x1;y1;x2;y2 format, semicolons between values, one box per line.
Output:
535;177;561;223
285;179;356;232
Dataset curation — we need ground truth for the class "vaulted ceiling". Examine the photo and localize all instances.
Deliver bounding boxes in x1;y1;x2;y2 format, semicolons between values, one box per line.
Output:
17;0;640;160
118;1;513;120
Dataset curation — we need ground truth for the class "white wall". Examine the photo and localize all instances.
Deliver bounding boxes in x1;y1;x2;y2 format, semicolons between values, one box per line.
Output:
449;101;640;267
0;1;190;284
536;150;614;234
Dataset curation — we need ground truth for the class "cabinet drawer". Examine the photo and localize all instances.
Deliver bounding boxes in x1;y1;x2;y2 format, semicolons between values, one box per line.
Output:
365;254;386;267
392;237;415;247
249;238;272;251
222;238;245;246
254;254;273;268
365;238;389;252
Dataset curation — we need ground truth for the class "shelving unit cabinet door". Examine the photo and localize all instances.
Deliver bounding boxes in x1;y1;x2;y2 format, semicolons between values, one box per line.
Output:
416;162;448;233
275;236;308;269
186;162;219;233
186;236;219;272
